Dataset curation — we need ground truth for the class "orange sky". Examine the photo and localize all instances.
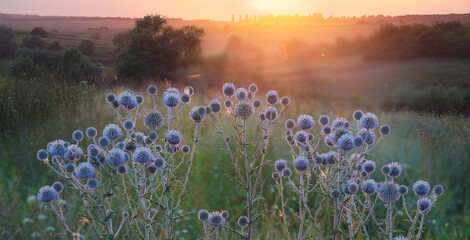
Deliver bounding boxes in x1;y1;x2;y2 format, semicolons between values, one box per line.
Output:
1;0;469;20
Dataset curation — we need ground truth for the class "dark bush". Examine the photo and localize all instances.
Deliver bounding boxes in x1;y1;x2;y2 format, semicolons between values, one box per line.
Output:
30;27;48;38
7;56;48;79
112;31;130;54
48;41;63;51
55;48;100;82
78;40;95;56
0;25;17;59
21;36;46;50
15;48;62;72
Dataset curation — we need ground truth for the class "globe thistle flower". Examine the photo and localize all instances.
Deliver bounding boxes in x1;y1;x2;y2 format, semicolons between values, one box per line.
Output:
393;236;409;240
222;83;236;97
285;119;295;129
117;90;138;110
133;147;153;163
259;112;265;121
381;165;391;175
249;83;258;93
147;131;158;141
323;126;332;135
88;148;106;168
236;88;247;100
107;148;127;166
117;166;127;174
86;127;97;138
293;156;310;172
234;100;254;120
413;180;431;197
360;112;379;129
123;120;134;130
357;129;375;145
106;93;116;103
47;140;68;156
308;133;314;142
189;107;205;123
185;86;194;95
332;118;350;130
134;132;145;142
275;159;287;172
64;145;84;161
325;151;338;165
253;99;261;108
72;130;84;142
264;106;278;120
204;106;212;115
433;185;444;195
163;88;181;107
87;178;98;189
347;181;359;195
221;210;229;219
209;99;222;113
124;140;137;152
207;211;226;227
165;130;183;145
319;115;329;125
148;165;157;174
98;136;110;148
238;216;249;227
37;149;48;161
353;136;364;147
147;85;158;95
297;114;315;130
361;171;368;177
378;181;400;203
361;179;378;195
337;133;355;151
136;95;144;104
330;189;341;199
266;90;279;104
181;145;190;154
247;91;253;100
143;109;164;130
324;136;334;147
181;93;191;103
331;127;349;144
103;124;122;140
281;96;290;106
282;168;292;178
417;197;433;215
286;135;293;142
224;99;232;107
353;110;363;121
65;163;75;173
388;162;403;178
122;211;129;218
154;157;165;168
198;209;209;221
111;100;120;109
75;162;96;179
52;182;64;193
363;160;376;173
37;186;58;203
294;131;308;143
399;185;409;195
272;172;280;179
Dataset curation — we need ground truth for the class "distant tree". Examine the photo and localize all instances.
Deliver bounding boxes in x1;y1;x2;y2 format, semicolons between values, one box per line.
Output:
21;36;46;49
112;31;130;54
7;56;47;79
56;48;100;82
116;15;204;80
48;41;63;51
0;25;17;59
31;27;48;38
78;40;94;56
16;47;62;72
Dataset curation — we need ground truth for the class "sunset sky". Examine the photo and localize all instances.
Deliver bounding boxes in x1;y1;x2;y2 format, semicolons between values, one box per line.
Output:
1;0;469;20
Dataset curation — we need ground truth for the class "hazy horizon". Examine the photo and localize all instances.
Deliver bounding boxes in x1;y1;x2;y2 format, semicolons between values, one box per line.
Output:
1;0;470;21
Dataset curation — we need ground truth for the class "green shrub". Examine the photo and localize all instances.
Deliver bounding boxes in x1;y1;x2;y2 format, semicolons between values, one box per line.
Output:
30;27;48;38
15;48;62;72
21;36;46;50
7;56;48;79
55;48;100;83
0;25;17;59
78;40;94;56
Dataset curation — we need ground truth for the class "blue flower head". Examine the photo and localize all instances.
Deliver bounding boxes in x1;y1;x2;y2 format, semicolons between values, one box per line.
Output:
353;110;363;120
275;159;287;172
209;99;222;113
86;127;97;138
165;130;183;145
388;162;403;178
75;162;96;179
293;156;310;172
189;107;205;123
358;129;375;145
117;90;138;110
163;87;181;107
222;83;235;97
297;114;315;130
107;148;127;166
37;186;58;203
281;96;290;106
236;88;247;101
238;216;248;227
337;133;355;151
378;181;400;203
332;117;350;130
264;106;278;120
234;100;254;120
37;149;49;160
361;179;378;195
198;209;209;221
360;112;379;129
103;124;122;140
147;85;158;95
72;130;84;142
144;109;164;129
133;147;153;163
319;115;329;125
64;144;84;161
47;140;68;156
363;160;376;173
207;211;225;227
266;90;279;104
294;131;308;144
417;197;433;214
413;180;431;197
87;178;99;188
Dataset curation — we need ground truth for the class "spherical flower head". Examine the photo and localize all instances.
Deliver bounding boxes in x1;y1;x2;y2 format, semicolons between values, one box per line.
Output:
117;165;127;174
122;211;129;218
47;140;68;156
380;124;391;136
330;189;341;199
65;163;75;173
86;127;97;138
37;186;58;203
88;148;105;168
189;107;205;123
147;85;158;95
347;181;359;195
363;160;376;173
106;93;116;103
360;112;379;129
154;157;165;168
413;180;431;197
103;124;122;140
361;179;378;195
323;126;332;135
222;83;235;97
272;172;280;179
136;95;144;104
107;148;127;166
266;90;279;104
205;106;212;115
207;211;225;227
399;185;409;195
144;109;164;130
253;99;261;108
281;96;290;106
393;236;409;240
249;83;258;93
146;131;157;142
259;113;266;121
181;93;191;103
198;209;209;221
293;156;310;172
417;197;433;215
185;86;194;95
282;168;292;178
297;114;315;130
238;216;249;227
163;87;181;107
221;210;229;219
123;120;134;130
97;136;110;149
319;115;329;125
388;162;403;178
326;151;338;165
331;127;349;144
337;133;355;151
353;136;364;148
294;131;308;144
275;159;287;172
72;130;84;142
37;149;48;160
234;100;254;120
353;110;363;120
52;181;64;193
111;100;120;109
378;181;400;203
236;88;247;100
75;162;96;179
117;90;138;110
133;147;153;163
381;165;391;175
224;99;232;108
433;185;444;195
64;144;84;161
324;136;334;147
264;106;278;120
332;117;350;130
209;99;222;113
357;129;375;145
87;178;98;189
165;130;183;145
148;165;157;174
285;119;295;129
181;145;190;153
